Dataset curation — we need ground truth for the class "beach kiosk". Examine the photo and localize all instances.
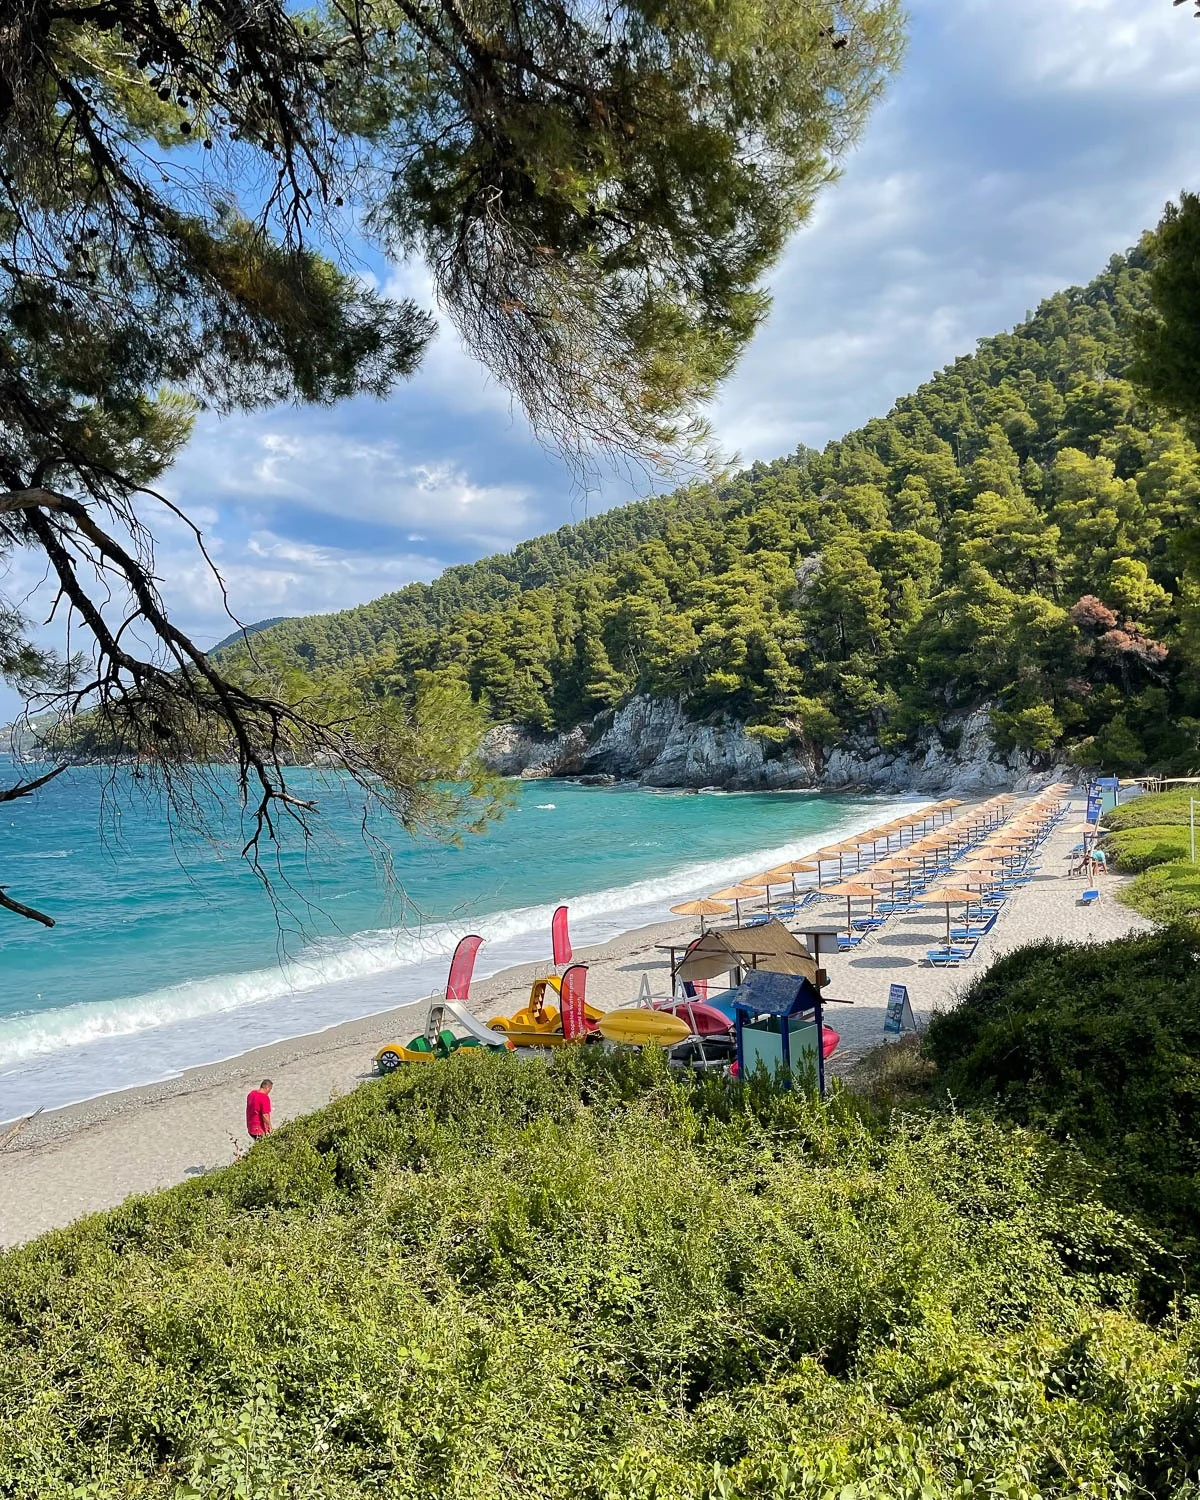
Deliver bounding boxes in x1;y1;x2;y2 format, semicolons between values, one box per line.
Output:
730;967;829;1095
675;922;832;1094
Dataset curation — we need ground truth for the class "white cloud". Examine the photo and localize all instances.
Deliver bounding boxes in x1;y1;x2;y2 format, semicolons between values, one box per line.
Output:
711;0;1199;461
950;0;1200;94
169;420;539;550
380;261;527;425
162;531;449;644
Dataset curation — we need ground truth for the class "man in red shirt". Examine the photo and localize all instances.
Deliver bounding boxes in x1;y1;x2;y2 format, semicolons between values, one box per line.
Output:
246;1079;273;1142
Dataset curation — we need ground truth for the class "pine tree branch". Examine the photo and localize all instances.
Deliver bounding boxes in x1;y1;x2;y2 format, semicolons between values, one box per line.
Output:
0;764;66;802
0;886;55;926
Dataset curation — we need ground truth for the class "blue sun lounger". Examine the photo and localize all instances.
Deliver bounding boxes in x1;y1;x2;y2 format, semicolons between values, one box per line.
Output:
1079;888;1100;906
926;943;975;967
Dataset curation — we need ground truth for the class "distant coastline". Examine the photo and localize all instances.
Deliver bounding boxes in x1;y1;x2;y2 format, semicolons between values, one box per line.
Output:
0;778;922;1121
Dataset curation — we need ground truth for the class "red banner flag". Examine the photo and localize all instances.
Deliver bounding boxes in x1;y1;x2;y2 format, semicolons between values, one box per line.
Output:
551;904;572;967
559;964;588;1040
445;935;483;1002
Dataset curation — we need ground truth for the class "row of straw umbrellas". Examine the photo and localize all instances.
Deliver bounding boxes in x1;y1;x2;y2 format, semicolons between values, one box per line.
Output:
671;785;1073;944
905;783;1072;948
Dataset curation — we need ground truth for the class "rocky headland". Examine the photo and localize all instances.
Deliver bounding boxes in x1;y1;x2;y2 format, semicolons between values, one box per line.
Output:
481;695;1067;795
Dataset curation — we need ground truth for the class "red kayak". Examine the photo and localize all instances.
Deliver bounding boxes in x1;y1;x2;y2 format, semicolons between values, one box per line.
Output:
655;999;734;1036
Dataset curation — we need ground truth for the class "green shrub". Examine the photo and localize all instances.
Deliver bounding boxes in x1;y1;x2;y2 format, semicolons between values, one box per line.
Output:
1105;823;1192;873
1103;789;1199;832
0;1047;1195;1498
923;928;1200;1268
1098;791;1200;921
1125;862;1200;925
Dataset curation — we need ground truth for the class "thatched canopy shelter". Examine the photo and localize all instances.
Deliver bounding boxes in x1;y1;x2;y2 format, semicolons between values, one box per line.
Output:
677;919;821;987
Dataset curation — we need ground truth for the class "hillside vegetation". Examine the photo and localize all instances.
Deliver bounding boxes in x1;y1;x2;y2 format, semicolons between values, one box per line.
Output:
231;247;1200;775
3;1047;1199;1499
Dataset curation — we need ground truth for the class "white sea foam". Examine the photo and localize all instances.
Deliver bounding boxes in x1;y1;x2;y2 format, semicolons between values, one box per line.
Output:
0;794;923;1118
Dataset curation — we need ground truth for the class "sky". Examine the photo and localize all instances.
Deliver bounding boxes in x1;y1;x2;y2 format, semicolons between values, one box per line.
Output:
3;0;1199;724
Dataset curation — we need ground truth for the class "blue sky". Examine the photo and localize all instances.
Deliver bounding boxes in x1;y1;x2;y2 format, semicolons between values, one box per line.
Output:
2;0;1199;723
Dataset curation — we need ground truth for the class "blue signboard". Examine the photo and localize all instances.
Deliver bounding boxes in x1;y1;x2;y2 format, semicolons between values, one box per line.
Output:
884;983;916;1035
731;968;813;1016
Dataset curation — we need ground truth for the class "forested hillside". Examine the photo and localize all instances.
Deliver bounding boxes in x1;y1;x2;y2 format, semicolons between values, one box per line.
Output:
234;247;1200;774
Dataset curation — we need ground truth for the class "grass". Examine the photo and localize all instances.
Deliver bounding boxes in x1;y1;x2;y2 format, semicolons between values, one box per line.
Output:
1102;789;1199;831
1;1045;1197;1499
1100;791;1200;920
1103;823;1192;873
840;1032;935;1110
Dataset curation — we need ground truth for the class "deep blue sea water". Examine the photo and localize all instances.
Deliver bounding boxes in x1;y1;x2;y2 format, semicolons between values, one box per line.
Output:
0;763;921;1117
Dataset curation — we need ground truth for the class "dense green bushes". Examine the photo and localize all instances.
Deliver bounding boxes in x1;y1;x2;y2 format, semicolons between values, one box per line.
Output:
2;1047;1198;1498
1104;790;1198;831
923;927;1200;1265
1104;823;1191;873
1123;861;1200;925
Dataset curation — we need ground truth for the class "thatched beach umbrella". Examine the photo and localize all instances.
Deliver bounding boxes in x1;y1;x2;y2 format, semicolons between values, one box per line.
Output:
865;868;904;900
826;841;866;878
968;850;1011;868
763;860;819;899
857;826;896;857
741;873;790;912
710;884;763;924
824;879;880;936
880;854;922;874
670;899;732;935
811;846;843;884
917;885;978;949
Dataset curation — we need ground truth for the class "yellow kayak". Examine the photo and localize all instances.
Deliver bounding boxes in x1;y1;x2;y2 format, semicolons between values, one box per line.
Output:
596;1008;691;1047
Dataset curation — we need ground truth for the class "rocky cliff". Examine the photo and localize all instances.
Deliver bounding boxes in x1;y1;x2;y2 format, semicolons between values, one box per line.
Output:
480;696;1067;794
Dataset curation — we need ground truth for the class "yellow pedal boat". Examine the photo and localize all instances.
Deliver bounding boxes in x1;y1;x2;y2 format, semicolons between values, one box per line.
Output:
486;973;605;1047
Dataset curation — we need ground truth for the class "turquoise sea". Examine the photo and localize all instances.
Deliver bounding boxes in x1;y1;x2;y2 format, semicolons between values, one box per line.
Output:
0;763;921;1118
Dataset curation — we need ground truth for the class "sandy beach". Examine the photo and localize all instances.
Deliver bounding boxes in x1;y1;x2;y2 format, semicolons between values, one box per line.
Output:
0;791;1150;1247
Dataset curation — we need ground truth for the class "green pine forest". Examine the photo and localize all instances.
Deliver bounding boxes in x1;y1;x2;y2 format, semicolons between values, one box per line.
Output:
229;245;1199;777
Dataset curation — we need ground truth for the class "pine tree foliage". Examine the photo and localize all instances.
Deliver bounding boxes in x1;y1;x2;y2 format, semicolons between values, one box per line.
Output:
246;246;1200;773
0;0;903;920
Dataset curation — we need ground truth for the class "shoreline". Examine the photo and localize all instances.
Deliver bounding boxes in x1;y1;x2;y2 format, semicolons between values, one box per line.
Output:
0;912;687;1151
0;791;1151;1247
0;785;929;1121
0;913;698;1246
